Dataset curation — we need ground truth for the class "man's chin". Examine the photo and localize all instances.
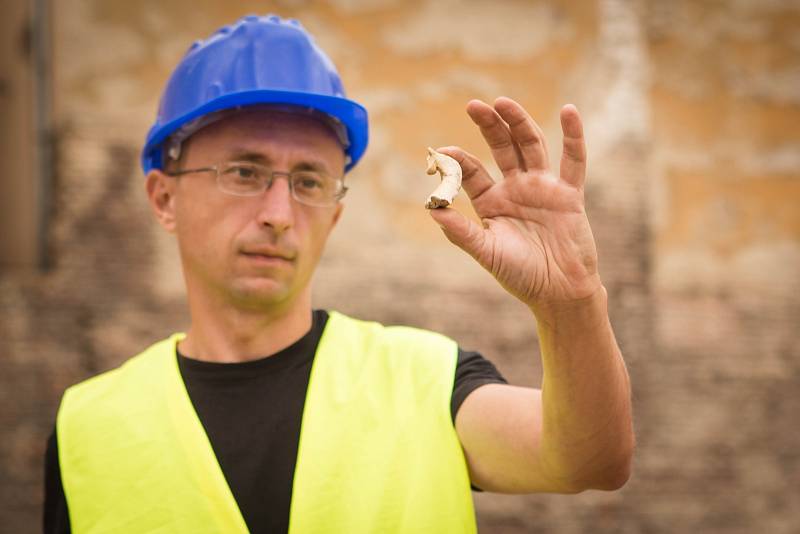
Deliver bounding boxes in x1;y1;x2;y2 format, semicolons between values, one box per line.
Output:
228;279;297;310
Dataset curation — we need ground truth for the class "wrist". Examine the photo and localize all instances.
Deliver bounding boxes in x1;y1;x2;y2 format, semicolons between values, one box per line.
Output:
529;283;608;327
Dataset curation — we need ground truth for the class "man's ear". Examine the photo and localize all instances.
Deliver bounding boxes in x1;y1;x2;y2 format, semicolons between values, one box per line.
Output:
332;201;344;227
145;170;178;233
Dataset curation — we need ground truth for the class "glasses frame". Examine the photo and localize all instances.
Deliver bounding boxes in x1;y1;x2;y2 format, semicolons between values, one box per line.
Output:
166;160;348;207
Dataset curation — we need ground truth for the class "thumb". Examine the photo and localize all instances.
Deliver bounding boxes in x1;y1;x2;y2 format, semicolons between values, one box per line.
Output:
428;207;487;262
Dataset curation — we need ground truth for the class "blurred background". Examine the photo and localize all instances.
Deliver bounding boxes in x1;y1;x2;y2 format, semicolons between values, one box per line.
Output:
1;0;798;532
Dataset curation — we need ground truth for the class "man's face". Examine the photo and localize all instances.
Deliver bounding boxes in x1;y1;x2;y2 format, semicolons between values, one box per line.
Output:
152;109;346;312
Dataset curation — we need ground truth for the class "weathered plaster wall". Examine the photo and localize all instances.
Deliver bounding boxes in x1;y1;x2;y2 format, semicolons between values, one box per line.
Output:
2;0;798;532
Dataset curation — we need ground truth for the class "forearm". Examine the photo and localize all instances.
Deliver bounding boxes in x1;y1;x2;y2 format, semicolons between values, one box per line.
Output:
532;285;634;491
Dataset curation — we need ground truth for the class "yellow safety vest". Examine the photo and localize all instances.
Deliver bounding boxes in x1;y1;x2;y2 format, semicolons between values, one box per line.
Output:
57;311;477;533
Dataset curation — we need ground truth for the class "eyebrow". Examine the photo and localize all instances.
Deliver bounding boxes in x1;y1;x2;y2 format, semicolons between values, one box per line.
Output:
226;149;331;174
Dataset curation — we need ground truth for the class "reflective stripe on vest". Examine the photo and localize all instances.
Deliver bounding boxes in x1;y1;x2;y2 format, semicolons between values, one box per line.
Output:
57;311;477;533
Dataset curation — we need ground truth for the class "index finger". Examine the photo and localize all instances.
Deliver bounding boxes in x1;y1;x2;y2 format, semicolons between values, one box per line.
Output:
435;146;495;202
493;96;550;172
466;99;526;176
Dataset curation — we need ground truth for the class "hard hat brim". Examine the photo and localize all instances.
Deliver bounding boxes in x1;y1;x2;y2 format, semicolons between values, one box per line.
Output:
142;89;368;174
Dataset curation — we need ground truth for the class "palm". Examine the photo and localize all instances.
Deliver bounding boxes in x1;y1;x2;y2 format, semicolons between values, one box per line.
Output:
429;98;601;308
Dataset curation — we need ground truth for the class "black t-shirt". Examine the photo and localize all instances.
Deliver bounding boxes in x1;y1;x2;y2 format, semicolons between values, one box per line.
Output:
43;310;507;534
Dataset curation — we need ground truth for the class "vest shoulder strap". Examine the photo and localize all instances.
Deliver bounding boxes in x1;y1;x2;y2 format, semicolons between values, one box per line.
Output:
58;333;249;534
289;311;476;533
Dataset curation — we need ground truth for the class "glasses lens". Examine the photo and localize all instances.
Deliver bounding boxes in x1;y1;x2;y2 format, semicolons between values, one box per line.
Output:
291;171;342;206
218;162;265;195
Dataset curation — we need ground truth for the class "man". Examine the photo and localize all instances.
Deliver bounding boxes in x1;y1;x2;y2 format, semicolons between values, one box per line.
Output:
44;14;634;534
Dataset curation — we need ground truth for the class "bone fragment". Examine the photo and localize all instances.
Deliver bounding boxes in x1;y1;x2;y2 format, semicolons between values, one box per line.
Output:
425;147;462;209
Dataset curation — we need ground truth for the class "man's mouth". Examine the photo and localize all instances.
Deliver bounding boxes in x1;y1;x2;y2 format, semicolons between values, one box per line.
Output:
240;248;295;264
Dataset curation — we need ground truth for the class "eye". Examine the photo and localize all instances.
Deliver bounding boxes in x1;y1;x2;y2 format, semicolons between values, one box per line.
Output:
293;171;326;190
220;163;265;188
229;164;259;181
237;166;255;178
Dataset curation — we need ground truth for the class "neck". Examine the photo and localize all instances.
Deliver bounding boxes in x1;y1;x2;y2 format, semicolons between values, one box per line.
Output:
178;285;313;363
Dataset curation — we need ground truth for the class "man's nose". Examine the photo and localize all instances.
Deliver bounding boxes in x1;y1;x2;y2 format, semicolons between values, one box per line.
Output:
255;174;294;233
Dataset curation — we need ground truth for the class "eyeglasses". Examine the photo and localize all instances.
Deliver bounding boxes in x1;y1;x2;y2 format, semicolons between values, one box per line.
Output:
167;161;348;207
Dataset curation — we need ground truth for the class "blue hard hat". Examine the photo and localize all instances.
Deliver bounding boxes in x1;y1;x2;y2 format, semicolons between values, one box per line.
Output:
141;14;368;174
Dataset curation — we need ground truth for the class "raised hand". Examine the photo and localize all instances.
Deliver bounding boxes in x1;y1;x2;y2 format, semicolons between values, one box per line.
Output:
428;97;602;310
